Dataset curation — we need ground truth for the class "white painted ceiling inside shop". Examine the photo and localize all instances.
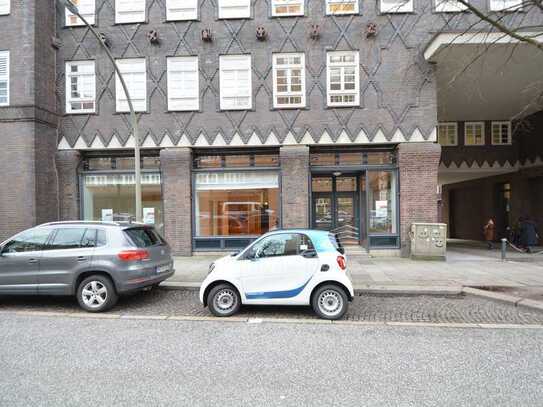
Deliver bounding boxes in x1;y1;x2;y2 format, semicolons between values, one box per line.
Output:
434;44;543;121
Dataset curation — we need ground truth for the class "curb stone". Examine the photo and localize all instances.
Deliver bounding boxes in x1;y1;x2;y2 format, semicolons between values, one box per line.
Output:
462;287;543;313
160;281;463;296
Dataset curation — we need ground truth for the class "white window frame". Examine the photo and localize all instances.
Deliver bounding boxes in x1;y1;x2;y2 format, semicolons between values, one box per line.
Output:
65;0;96;26
218;0;251;18
326;0;358;14
167;56;199;111
65;60;96;114
115;58;147;112
0;50;9;106
434;0;467;12
219;55;252;111
437;122;458;146
272;53;306;109
380;0;413;13
464;122;485;146
489;0;523;11
115;0;146;23
0;0;10;15
491;121;512;145
326;51;359;107
166;0;198;20
271;0;304;16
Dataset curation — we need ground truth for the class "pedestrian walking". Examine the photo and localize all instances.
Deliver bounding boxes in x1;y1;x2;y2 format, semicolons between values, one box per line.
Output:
519;216;540;253
483;218;496;250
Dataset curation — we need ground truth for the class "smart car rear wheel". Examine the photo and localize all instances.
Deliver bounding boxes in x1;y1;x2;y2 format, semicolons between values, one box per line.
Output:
208;284;241;317
312;285;348;320
77;275;118;313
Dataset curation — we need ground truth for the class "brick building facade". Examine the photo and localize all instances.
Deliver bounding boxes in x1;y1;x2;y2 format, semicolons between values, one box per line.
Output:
0;0;542;255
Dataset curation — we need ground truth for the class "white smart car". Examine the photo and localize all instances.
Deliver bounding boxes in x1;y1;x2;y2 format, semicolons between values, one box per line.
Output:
199;229;354;320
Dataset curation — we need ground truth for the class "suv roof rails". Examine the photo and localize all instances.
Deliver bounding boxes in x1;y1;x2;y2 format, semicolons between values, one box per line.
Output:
39;220;123;227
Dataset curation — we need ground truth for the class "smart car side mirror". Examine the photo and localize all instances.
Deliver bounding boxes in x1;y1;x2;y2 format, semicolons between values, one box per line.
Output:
230;250;240;257
302;249;317;258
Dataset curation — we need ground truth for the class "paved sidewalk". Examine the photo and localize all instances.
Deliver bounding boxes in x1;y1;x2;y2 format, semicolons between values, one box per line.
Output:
169;241;543;291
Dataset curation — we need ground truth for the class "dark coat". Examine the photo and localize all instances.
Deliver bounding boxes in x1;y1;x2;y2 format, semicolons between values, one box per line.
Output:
519;220;539;247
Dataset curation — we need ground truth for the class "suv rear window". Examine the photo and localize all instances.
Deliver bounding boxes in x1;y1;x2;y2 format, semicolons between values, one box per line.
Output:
124;227;164;248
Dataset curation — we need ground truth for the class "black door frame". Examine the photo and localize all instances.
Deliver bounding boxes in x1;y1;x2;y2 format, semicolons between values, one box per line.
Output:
311;174;363;245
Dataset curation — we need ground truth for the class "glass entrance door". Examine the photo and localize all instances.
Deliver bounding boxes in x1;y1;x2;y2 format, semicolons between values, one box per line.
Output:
311;176;360;245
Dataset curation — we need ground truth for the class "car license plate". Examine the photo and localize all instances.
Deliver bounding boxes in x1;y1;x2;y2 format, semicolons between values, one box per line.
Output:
156;265;170;274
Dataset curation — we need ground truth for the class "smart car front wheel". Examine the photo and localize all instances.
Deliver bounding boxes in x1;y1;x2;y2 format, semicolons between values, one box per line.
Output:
207;283;241;317
312;285;348;320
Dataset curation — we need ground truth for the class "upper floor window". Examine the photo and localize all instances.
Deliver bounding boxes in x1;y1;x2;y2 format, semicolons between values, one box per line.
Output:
326;0;358;14
166;0;197;20
115;58;147;112
0;0;10;15
491;121;512;145
167;56;199;111
273;53;305;109
115;0;146;23
271;0;304;16
0;50;9;106
219;55;252;110
464;122;485;146
490;0;522;11
66;0;96;26
435;0;467;12
380;0;413;13
218;0;250;18
327;51;359;107
437;122;458;146
66;60;96;114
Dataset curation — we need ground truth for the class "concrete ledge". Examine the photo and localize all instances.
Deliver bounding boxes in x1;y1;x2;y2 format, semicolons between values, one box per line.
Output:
462;287;522;305
357;285;462;295
517;299;543;312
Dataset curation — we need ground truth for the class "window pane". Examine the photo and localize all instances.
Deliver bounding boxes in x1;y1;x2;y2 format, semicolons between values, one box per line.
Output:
312;177;333;192
338;152;362;165
195;172;279;236
368;171;397;234
224;155;251;167
3;229;51;253
50;228;87;250
195;156;222;168
336;177;356;192
124;227;161;247
248;233;301;258
310;153;335;166
82;173;163;234
254;154;279;167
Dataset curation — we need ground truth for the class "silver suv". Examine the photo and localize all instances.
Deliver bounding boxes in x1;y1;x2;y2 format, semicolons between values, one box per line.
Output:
0;221;174;312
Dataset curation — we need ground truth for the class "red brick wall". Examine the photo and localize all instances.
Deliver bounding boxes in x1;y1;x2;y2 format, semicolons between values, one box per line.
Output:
397;142;441;255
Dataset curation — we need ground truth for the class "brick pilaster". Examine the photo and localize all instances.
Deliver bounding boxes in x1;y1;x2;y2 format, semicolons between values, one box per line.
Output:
160;148;192;256
280;145;310;228
397;142;442;256
56;150;81;221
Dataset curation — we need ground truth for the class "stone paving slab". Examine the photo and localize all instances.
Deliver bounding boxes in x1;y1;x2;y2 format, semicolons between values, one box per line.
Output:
2;288;543;325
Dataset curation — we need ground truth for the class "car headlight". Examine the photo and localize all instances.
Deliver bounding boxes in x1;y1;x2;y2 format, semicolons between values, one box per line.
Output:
208;262;216;274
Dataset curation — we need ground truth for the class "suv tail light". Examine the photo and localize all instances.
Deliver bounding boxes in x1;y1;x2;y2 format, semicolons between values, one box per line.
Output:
118;249;150;262
336;255;346;270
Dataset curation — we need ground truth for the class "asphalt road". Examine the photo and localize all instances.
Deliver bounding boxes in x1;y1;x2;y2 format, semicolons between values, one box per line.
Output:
1;314;542;406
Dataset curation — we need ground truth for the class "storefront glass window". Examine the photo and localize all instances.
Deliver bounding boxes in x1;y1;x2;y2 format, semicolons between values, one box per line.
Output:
195;171;279;236
82;173;163;233
367;171;397;235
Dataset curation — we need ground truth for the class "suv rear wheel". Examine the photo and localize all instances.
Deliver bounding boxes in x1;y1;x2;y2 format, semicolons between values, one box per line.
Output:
77;275;118;312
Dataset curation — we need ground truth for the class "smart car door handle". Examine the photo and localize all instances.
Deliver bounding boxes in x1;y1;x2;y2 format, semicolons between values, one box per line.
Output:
77;256;88;262
28;258;38;264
